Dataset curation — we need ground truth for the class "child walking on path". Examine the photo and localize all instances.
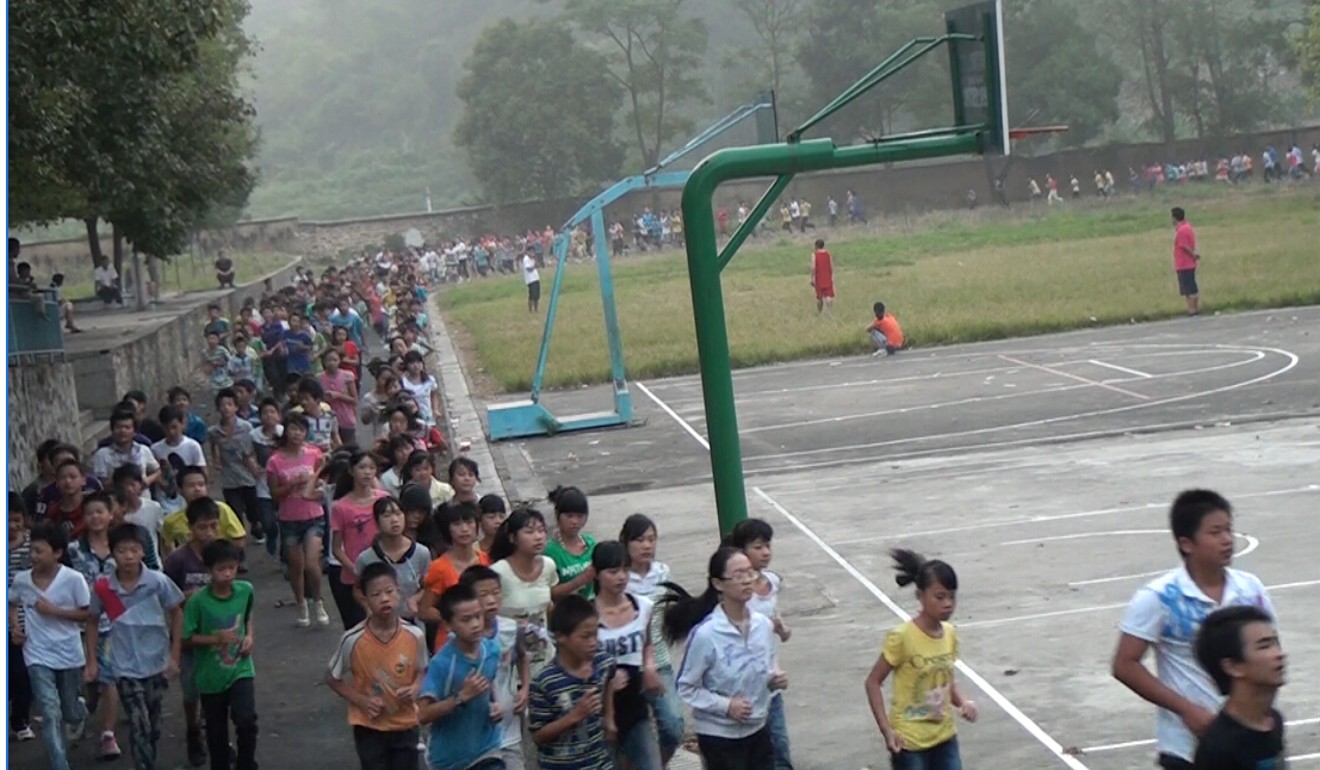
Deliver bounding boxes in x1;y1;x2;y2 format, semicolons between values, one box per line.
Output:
663;547;786;770
863;549;977;770
529;595;617;770
183;539;259;770
9;522;90;770
87;523;186;770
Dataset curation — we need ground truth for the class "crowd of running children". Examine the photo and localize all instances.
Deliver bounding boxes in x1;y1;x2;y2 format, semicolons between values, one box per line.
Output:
5;233;1290;770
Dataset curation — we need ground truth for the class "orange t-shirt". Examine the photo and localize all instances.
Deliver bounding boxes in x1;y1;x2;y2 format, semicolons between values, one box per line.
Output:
327;622;428;731
871;315;904;347
423;550;491;650
812;249;834;290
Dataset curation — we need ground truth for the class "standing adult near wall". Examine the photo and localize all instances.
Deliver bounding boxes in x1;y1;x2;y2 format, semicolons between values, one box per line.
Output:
1171;207;1201;317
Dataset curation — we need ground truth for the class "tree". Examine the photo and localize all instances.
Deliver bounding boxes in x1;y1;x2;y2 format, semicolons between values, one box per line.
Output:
726;0;804;98
1298;2;1320;102
1004;0;1123;147
454;19;625;203
8;0;259;264
795;0;949;143
559;0;710;168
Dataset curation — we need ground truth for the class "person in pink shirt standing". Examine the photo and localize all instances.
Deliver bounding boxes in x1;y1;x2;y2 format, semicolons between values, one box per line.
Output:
318;349;359;448
1172;207;1201;316
265;413;328;628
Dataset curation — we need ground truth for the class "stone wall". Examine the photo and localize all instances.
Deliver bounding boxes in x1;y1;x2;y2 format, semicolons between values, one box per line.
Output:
69;258;302;417
7;361;82;488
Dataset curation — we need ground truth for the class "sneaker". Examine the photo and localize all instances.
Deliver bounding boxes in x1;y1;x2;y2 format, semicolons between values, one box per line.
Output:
99;731;122;760
65;699;86;744
251;532;266;545
15;725;35;742
313;599;330;626
295;602;310;628
187;729;207;767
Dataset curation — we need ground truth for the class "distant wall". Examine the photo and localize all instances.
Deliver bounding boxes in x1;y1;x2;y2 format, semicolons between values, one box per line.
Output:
8;361;82;488
17;125;1320;268
69;258;302;418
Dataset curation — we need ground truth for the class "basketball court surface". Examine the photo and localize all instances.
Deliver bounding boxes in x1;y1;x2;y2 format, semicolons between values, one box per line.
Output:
504;307;1320;769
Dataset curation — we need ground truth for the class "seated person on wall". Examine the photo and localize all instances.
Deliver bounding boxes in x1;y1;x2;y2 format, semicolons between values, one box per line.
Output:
215;249;236;288
93;256;123;306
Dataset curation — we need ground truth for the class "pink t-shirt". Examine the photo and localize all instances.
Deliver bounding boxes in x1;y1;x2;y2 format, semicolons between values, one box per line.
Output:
1173;221;1198;271
330;491;387;584
265;446;324;522
320;369;358;429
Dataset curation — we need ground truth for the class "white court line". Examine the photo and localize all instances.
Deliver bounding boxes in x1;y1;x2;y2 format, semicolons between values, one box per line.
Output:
1000;354;1152;400
636;379;1092;769
752;487;1093;770
1292;752;1320;763
1081;717;1320;753
745;344;1298;462
827;485;1319;547
1087;359;1153;379
636;381;710;449
959;579;1320;629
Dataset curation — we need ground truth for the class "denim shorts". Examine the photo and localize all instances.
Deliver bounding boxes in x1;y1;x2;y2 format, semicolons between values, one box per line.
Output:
95;631;115;685
280;517;325;548
180;651;199;703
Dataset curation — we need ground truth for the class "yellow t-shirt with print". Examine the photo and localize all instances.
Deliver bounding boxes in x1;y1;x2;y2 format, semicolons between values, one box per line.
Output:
162;501;248;550
882;620;958;751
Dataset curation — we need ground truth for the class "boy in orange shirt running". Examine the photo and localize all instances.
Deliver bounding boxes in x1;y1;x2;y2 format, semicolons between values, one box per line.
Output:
867;302;905;357
810;239;834;313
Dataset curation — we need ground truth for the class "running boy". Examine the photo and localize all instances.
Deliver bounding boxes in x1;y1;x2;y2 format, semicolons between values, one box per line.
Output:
529;594;616;770
7;493;36;743
461;565;530;770
67;492;123;760
810;239;834;313
1192;606;1287;769
9;522;90;770
867;301;904;357
184;539;258;770
730;519;793;770
1111;490;1275;770
86;524;185;770
327;562;429;770
418;584;504;770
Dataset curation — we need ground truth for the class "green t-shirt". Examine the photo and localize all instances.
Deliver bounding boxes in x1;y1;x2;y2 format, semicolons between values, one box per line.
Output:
545;534;596;599
183;581;256;694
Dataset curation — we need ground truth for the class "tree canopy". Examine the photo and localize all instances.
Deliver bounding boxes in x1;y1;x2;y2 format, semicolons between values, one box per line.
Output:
454;19;625;203
9;0;259;260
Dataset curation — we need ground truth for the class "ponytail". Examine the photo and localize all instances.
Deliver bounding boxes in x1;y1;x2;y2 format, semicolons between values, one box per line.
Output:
658;546;741;643
890;547;959;591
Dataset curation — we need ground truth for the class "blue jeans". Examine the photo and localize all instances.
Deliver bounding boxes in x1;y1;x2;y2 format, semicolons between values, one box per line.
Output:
257;497;278;557
767;692;794;770
890;737;963;770
28;665;87;770
645;664;685;754
615;717;663;770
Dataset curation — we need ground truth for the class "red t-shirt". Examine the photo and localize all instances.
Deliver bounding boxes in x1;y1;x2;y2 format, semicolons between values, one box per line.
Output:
812;249;834;290
1173;221;1198;271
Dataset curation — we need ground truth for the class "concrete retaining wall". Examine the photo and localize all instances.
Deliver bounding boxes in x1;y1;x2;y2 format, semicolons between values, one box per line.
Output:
7;361;82;488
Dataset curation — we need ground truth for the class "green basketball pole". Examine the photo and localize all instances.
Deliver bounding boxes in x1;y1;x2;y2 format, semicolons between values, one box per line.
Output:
681;1;1008;535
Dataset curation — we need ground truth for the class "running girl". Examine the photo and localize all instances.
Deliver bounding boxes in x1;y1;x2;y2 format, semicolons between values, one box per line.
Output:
863;549;977;769
663;547;785;770
400;450;454;509
318;349;359;449
265;412;328;628
545;486;596;600
447;457;480;506
476;495;506;555
329;450;386;629
400;351;441;428
621;513;685;765
489;507;558;676
593;540;663;770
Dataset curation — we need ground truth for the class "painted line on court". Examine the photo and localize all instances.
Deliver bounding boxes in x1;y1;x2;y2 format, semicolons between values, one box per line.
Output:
1087;359;1153;378
826;485;1319;547
999;354;1151;400
752;487;1093;770
637;379;1092;769
636;381;710;449
1080;717;1320;754
744;344;1299;463
1000;530;1260;560
959;579;1320;629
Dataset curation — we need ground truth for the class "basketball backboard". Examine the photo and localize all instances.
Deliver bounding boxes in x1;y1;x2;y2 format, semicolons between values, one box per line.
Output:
945;0;1009;156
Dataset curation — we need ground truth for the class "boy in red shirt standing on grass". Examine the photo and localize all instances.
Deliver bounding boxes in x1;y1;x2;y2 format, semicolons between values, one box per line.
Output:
1171;207;1201;316
810;239;834;313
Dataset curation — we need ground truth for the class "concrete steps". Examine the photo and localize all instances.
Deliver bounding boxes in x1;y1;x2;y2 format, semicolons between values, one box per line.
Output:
80;409;109;455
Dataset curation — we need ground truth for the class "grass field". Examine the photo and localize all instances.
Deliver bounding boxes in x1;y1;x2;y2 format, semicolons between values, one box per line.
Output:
443;185;1320;393
61;251;296;300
